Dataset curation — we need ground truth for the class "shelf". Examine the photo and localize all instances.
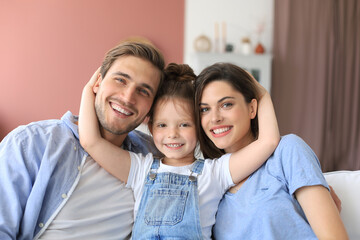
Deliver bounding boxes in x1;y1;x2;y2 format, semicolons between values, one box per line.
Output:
189;52;272;93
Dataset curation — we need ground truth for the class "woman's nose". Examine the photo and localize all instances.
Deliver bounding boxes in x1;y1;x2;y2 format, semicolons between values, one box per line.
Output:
210;109;223;123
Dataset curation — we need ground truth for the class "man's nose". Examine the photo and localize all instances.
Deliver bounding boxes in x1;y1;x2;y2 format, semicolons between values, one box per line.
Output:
122;86;136;105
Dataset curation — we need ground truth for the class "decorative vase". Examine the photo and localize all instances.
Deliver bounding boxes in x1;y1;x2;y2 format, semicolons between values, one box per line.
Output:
255;42;265;54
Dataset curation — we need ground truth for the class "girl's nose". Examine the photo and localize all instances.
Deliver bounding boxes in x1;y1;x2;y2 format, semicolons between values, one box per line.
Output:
168;127;179;139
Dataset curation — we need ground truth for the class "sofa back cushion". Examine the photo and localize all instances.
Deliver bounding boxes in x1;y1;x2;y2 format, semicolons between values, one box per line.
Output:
324;170;360;239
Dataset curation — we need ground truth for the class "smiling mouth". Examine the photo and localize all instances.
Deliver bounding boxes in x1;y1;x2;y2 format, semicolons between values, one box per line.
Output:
165;143;184;148
211;126;232;135
110;102;133;116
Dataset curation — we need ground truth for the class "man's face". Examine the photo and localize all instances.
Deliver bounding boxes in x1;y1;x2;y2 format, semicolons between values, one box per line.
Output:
93;55;161;138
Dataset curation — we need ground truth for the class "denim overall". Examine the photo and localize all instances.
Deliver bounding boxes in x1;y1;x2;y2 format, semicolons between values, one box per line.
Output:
132;158;205;239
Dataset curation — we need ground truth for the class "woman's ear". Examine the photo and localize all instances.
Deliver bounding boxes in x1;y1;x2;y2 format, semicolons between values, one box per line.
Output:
249;99;258;119
93;73;102;94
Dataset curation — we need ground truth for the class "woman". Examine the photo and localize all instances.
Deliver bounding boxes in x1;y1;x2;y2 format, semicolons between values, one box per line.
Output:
194;63;348;239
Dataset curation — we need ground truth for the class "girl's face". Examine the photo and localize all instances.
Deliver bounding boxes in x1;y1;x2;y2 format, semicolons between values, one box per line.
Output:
200;80;257;153
151;98;197;166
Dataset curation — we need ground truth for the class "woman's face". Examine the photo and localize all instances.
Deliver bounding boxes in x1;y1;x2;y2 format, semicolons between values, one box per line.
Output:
199;80;257;153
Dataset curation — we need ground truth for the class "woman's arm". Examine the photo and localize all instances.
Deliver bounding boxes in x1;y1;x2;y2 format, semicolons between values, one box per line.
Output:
296;185;348;239
229;78;280;184
78;68;131;182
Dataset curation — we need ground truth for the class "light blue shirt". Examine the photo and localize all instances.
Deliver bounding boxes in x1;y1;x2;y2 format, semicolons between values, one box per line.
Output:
213;134;329;240
0;111;159;240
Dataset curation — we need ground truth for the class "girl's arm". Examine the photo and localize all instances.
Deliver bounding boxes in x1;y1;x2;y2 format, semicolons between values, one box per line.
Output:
78;68;131;182
296;185;348;239
229;78;280;184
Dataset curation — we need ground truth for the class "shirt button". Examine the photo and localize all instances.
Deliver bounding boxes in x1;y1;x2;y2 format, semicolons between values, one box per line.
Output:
74;146;77;150
77;166;81;171
61;193;67;199
39;223;44;228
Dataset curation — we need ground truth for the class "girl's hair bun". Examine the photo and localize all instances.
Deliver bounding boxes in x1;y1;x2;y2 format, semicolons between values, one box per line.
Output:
164;63;196;82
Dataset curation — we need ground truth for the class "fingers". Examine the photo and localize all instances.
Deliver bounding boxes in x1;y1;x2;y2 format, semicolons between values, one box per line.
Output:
245;70;267;98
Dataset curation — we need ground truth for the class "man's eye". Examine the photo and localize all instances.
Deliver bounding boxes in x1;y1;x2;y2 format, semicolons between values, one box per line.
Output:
138;88;150;97
116;78;126;84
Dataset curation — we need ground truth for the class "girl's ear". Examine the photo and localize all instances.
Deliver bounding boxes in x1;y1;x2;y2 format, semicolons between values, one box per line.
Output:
249;99;258;119
147;120;153;135
93;73;102;94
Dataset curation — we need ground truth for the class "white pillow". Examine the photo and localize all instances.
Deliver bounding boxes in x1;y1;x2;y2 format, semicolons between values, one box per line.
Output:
324;170;360;239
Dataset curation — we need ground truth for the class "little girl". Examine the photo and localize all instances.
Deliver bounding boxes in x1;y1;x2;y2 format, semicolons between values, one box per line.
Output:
78;63;280;239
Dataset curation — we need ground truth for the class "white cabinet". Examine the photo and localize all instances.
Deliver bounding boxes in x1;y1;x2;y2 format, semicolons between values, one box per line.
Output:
188;53;272;93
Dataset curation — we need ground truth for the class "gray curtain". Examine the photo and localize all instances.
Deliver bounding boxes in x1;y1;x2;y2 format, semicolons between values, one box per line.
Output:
272;0;360;171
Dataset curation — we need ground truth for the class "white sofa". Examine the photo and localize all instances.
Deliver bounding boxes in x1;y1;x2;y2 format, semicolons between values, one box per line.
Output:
324;170;360;239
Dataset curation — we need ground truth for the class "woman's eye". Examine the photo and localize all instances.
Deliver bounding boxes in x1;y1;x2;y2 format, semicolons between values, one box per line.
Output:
200;107;209;113
222;102;233;108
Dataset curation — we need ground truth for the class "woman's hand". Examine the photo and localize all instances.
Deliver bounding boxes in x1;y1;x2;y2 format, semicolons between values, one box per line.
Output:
246;70;267;99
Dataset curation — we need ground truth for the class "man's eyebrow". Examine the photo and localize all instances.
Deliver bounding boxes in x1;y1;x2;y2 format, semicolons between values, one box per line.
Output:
141;83;155;95
200;96;234;105
112;71;131;79
112;71;155;95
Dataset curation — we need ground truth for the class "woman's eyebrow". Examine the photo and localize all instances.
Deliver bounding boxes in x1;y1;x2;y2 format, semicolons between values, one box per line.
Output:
199;96;234;106
218;96;234;103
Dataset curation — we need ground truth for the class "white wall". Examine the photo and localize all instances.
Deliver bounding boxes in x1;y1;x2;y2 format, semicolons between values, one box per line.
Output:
184;0;274;64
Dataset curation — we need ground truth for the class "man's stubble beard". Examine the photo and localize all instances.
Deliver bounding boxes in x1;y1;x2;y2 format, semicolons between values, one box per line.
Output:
94;100;144;136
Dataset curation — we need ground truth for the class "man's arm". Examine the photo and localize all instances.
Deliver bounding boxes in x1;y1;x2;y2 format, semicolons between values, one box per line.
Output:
0;129;34;239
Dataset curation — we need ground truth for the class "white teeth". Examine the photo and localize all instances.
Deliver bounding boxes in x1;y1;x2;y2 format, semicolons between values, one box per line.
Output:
112;104;131;116
213;127;230;134
166;143;183;148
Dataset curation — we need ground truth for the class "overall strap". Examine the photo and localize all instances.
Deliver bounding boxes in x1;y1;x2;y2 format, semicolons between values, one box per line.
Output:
148;158;161;180
150;158;161;170
188;159;205;181
191;159;205;174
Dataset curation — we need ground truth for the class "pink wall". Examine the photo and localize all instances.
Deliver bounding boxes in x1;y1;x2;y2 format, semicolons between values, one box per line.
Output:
0;0;184;140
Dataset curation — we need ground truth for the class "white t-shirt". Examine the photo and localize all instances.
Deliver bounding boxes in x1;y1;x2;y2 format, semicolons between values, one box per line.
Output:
39;156;134;240
126;152;234;239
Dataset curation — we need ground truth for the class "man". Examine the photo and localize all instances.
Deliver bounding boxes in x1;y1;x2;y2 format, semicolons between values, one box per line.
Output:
0;40;165;239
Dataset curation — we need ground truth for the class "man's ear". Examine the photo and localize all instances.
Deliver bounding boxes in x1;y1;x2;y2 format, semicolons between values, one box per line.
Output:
93;73;102;94
249;99;258;119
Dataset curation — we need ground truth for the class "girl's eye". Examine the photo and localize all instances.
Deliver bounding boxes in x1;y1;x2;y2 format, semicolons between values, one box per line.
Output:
180;123;190;127
157;123;166;128
222;102;233;108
